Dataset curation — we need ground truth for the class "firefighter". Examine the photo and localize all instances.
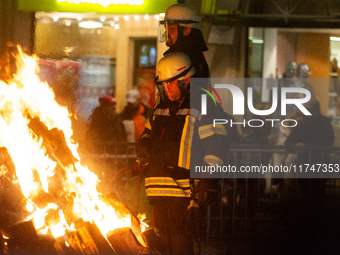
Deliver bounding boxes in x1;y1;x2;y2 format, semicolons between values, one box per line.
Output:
136;52;228;255
159;3;209;78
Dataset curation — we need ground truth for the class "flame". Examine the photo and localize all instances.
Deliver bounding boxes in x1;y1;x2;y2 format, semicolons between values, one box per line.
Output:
0;47;140;239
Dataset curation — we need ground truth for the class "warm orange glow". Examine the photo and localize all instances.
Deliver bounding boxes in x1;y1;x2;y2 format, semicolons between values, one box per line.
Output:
0;46;145;240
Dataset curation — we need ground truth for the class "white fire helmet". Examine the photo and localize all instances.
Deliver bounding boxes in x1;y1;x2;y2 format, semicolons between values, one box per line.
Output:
126;89;140;104
154;52;196;85
159;4;200;42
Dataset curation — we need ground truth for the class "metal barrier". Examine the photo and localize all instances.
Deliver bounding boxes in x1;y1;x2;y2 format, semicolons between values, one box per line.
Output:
79;142;340;240
206;144;340;239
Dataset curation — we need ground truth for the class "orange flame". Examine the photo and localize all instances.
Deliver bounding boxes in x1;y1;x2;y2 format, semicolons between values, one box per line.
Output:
0;47;141;239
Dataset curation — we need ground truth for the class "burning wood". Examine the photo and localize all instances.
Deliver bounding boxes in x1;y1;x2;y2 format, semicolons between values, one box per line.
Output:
6;220;57;255
0;47;152;254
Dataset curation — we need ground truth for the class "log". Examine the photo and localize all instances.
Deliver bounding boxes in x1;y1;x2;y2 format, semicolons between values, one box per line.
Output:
100;194;141;238
0;147;17;180
74;220;116;255
7;220;58;255
63;231;85;254
107;228;158;255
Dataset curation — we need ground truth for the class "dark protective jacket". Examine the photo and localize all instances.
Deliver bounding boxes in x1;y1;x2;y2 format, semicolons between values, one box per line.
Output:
164;28;210;78
140;88;229;199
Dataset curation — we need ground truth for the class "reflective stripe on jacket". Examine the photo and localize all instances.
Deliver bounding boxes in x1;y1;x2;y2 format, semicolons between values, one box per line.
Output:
141;90;228;199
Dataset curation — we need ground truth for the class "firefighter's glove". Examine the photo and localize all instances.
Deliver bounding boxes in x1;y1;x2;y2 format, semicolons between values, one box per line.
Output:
135;139;151;168
184;200;205;238
191;179;216;208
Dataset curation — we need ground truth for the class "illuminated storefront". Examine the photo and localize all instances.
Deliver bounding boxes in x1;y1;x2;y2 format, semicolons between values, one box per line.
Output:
18;0;174;125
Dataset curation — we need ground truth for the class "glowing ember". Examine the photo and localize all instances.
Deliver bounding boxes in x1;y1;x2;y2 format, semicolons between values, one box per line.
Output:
0;47;141;239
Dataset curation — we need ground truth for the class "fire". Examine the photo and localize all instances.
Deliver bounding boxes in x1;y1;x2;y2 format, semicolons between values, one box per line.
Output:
0;47;140;240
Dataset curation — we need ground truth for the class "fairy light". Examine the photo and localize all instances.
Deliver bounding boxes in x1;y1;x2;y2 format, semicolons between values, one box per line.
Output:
79;21;103;28
39;12;163;29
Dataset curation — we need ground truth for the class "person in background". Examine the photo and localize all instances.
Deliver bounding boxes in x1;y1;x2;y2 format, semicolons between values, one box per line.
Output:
121;89;151;143
282;61;297;79
295;63;316;101
86;96;126;152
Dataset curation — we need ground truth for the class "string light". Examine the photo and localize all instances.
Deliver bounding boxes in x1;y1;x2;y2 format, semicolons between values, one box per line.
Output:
38;13;162;29
79;21;103;28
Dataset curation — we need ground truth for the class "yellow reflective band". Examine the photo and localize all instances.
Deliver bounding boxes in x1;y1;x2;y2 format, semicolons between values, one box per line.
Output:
154;108;170;116
198;124;227;139
204;155;224;166
213;124;228;135
144;119;151;130
190;108;201;121
178;116;194;169
145;188;191;197
153;94;162;109
176;108;190;115
145;177;190;188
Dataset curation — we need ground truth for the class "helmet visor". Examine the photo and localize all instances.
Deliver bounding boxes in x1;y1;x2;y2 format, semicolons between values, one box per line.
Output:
158;21;166;43
159;19;199;42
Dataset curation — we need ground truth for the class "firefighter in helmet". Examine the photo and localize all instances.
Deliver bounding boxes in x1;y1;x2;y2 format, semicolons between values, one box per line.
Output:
159;4;209;78
137;52;228;255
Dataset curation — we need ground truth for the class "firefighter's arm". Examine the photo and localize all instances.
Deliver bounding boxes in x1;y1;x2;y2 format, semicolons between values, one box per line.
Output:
193;116;229;207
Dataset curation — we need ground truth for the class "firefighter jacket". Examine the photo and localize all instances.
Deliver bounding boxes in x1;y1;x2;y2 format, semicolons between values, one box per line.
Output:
140;88;229;200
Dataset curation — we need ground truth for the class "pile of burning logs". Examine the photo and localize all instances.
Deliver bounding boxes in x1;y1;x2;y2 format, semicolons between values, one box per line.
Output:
0;117;160;255
0;220;157;255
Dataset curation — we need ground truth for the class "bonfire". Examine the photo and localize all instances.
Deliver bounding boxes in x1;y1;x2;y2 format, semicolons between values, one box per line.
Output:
0;47;147;254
